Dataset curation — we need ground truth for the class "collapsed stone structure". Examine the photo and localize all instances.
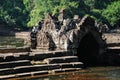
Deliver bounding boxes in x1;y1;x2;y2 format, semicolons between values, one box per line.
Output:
35;14;106;65
37;14;106;50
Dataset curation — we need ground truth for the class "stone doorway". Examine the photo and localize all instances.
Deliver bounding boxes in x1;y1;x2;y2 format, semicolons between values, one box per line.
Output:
77;32;99;66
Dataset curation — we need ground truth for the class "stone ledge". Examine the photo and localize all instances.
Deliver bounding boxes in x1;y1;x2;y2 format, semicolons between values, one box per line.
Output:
0;46;30;53
43;56;78;64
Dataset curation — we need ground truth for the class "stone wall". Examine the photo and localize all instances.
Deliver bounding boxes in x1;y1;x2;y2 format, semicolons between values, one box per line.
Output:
103;33;120;44
15;31;31;46
102;33;120;48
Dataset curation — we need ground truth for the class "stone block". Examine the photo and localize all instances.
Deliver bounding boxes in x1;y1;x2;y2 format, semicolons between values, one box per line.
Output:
59;63;73;68
4;56;15;62
0;68;14;75
14;52;29;60
50;69;63;73
43;56;78;64
59;62;84;69
0;74;15;79
31;71;48;76
0;53;14;62
15;72;31;77
32;53;52;60
62;68;81;72
47;64;60;70
14;64;59;74
72;62;84;68
52;51;69;57
14;65;38;73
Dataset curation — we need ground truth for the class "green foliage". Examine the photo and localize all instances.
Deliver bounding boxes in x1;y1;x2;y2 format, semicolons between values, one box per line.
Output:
102;1;120;26
23;0;34;11
0;0;29;29
94;0;118;9
83;0;120;27
84;0;95;9
27;0;79;27
0;0;119;29
90;9;102;22
27;0;57;27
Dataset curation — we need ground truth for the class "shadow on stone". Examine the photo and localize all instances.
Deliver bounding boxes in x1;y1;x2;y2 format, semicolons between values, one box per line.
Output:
77;32;99;66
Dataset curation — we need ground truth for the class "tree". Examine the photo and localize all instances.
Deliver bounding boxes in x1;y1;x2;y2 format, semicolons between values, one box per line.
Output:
84;0;95;9
0;0;29;29
94;0;118;9
102;1;120;27
27;0;79;27
0;0;119;29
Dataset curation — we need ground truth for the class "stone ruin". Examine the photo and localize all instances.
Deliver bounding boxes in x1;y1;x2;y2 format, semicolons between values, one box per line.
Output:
30;13;106;65
35;14;106;53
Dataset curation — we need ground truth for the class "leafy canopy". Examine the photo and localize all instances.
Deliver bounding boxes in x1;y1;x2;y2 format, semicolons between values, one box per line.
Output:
27;0;79;27
102;1;120;26
0;0;28;28
0;0;119;28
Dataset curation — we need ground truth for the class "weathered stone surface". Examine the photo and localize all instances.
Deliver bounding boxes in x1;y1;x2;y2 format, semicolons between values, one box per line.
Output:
35;14;107;66
59;62;84;68
36;15;105;52
0;74;15;79
103;33;120;44
0;60;30;69
58;8;67;22
0;68;14;75
43;56;79;64
37;14;58;50
0;46;30;53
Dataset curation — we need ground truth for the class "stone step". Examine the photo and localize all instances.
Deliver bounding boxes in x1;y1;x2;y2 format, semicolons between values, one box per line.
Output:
29;50;73;60
15;70;49;78
0;46;30;53
0;50;83;79
49;68;81;74
0;64;59;76
0;68;14;75
0;52;29;62
13;64;60;74
0;62;83;76
29;52;52;61
0;74;15;79
0;53;14;62
62;68;81;72
59;62;84;69
31;70;49;76
43;56;79;64
14;72;31;78
107;47;120;53
0;60;31;69
0;68;82;79
0;71;49;79
31;61;84;69
14;52;29;60
0;50;73;62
